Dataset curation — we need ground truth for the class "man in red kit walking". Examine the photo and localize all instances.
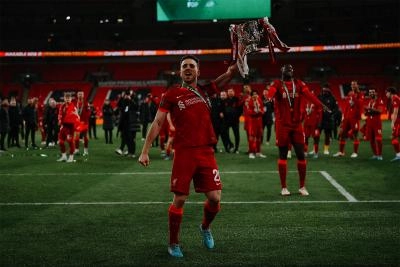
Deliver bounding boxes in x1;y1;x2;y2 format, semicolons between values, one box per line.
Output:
246;90;265;159
74;91;90;156
138;55;237;258
303;92;323;158
364;89;385;160
267;64;326;196
57;92;79;163
333;80;364;158
386;87;400;161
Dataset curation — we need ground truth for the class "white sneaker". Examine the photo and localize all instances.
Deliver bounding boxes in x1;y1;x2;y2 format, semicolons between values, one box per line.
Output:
281;188;291;196
350;152;358;158
83;152;89;157
249;153;256;159
313;153;319;159
287;151;292;159
115;148;123;155
66;155;75;163
323;150;330;155
377;156;383;161
57;154;67;162
299;187;309;196
333;152;344;157
73;149;79;155
390;155;400;162
308;151;315;156
256;153;266;158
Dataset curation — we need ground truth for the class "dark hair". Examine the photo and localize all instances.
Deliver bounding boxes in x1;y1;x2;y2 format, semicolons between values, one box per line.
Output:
386;87;397;94
180;54;200;66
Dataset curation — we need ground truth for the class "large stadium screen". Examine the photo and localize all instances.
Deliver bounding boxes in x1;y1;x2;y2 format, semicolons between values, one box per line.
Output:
157;0;271;22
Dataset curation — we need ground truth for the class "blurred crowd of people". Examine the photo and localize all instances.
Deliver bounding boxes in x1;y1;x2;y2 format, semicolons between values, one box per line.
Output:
0;79;399;163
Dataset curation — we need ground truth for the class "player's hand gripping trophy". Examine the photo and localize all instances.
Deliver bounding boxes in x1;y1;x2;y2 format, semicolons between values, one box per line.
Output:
229;17;290;78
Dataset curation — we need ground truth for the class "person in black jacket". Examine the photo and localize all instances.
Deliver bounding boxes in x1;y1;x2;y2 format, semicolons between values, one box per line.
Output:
7;97;23;148
318;84;339;155
262;85;274;145
22;97;38;149
102;99;114;144
117;91;141;157
88;101;98;139
139;93;157;141
0;99;10;151
43;98;58;147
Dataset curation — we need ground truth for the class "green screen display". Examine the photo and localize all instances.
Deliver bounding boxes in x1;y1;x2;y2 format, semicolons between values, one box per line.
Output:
157;0;271;21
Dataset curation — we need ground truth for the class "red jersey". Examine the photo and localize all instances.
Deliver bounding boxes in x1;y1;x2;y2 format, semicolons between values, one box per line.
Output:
246;95;264;117
75;100;90;124
268;79;322;127
159;83;218;149
304;102;322;127
365;97;384;125
391;94;400;123
58;102;79;125
343;91;363;121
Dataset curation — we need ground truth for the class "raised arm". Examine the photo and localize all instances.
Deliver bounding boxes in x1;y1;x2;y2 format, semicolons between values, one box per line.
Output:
212;64;238;89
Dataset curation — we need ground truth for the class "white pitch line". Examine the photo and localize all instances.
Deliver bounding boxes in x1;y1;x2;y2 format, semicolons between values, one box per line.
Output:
320;171;358;202
1;200;399;206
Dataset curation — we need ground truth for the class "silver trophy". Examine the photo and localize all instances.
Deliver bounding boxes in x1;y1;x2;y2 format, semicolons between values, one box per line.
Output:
230;17;290;78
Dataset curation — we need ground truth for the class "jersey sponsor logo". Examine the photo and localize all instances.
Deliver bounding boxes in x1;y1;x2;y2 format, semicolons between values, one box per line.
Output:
178;100;185;110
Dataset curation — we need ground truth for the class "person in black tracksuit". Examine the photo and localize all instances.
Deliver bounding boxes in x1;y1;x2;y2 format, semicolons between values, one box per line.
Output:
221;88;241;153
262;86;274;144
43;98;59;147
8;98;23;148
102;99;114;144
118;92;141;157
22;98;38;149
0;99;10;151
139;94;157;140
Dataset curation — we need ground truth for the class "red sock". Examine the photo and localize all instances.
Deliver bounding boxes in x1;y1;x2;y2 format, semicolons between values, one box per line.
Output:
297;160;307;188
202;200;220;229
59;140;66;153
168;204;183;245
376;138;382;156
278;159;287;188
353;139;360;154
370;140;377;155
392;139;400;153
68;139;75;155
314;143;319;154
339;140;346;153
75;139;79;150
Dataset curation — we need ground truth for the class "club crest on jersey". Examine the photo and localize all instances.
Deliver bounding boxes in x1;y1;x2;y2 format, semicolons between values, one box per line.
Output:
178;100;185;110
282;92;287;98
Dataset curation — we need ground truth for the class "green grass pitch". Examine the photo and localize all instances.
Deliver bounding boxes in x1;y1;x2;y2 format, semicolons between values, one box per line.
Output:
0;121;399;266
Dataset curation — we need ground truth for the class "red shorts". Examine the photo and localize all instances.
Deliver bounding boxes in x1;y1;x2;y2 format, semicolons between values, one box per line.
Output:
170;146;222;195
340;119;360;138
275;123;304;147
59;124;75;141
366;119;382;141
392;122;400;138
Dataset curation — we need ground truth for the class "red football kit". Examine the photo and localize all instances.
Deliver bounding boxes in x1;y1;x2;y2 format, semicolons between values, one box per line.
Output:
303;101;322;154
74;99;90;150
365;97;385;157
245;95;264;154
390;94;400;154
58;102;78;154
268;79;322;146
159;82;222;195
336;91;364;155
